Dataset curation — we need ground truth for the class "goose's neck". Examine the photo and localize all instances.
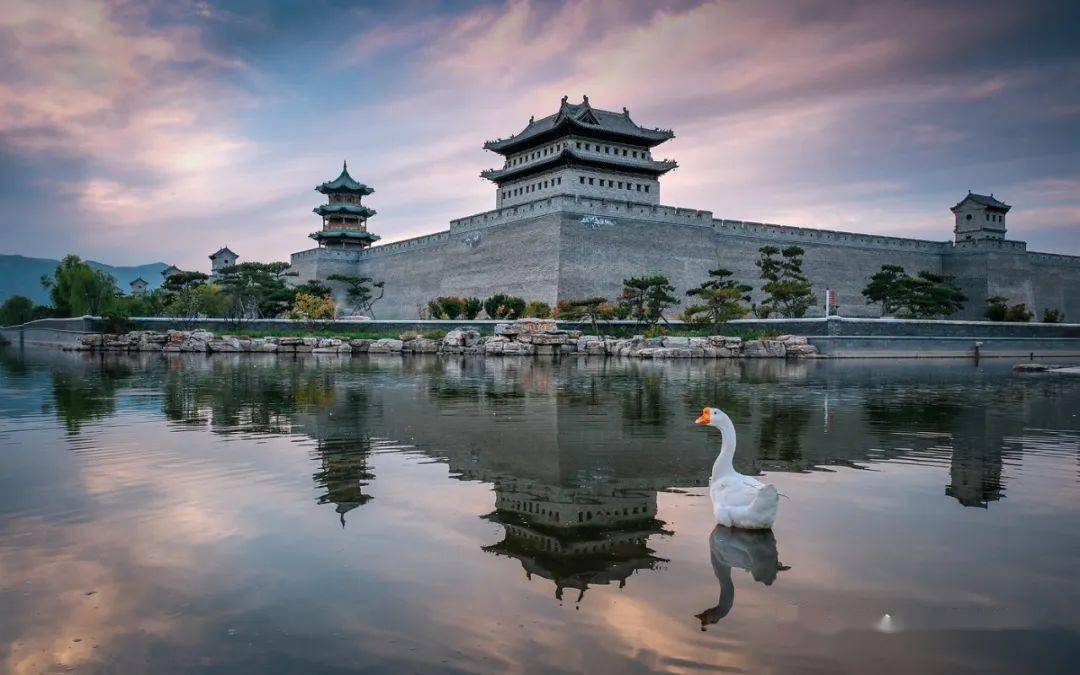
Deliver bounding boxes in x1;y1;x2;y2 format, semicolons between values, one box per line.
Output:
711;415;736;480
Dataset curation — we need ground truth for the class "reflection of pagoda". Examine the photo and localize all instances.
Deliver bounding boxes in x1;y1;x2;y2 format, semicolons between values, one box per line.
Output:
312;438;374;526
310;161;380;249
482;480;668;602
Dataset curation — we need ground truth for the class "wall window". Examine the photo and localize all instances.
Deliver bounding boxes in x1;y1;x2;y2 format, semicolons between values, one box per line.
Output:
576;141;581;149
605;146;610;153
588;177;594;185
632;151;638;158
645;185;650;192
636;184;641;191
618;181;623;189
579;176;585;184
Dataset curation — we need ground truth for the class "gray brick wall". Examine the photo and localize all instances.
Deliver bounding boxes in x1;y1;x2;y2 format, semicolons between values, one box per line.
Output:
291;196;1080;321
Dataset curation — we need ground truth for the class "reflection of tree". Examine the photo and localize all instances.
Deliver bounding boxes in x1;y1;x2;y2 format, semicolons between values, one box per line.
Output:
312;438;374;526
0;350;30;378
160;361;335;433
695;526;789;630
620;370;667;427
47;360;131;434
863;391;962;433
482;479;669;603
757;401;811;465
681;380;750;422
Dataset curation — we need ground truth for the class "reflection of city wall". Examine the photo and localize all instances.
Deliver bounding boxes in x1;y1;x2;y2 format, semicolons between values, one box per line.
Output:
8;350;1079;512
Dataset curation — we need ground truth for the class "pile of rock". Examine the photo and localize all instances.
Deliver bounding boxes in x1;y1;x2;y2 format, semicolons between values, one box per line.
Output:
70;322;818;359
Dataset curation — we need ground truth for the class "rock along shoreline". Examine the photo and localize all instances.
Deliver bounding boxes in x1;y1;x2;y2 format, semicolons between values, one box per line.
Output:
70;318;818;359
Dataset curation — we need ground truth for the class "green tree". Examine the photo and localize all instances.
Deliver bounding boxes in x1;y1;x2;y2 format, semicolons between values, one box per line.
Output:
1043;308;1064;323
463;297;483;320
617;275;677;327
756;245;814;318
427;296;466;319
0;295;35;326
898;272;966;318
292;280;334;299
682;268;751;327
557;296;614;335
861;264;909;316
326;274;385;318
164;284;229;327
216;262;293;321
287;292;336;328
483;294;526;319
524;300;552;318
162;271;210;293
985;296;1008;321
40;255;119;317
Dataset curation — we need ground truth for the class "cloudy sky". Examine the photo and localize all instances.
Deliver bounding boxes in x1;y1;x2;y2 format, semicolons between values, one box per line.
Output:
1;0;1078;268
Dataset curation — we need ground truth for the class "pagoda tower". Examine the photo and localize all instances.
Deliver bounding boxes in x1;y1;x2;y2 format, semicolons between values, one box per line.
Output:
481;95;677;208
310;161;380;249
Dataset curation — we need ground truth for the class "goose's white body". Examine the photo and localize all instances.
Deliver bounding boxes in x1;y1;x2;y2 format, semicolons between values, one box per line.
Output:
698;408;779;530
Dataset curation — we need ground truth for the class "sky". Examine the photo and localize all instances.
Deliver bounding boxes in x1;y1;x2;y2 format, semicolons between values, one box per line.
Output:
0;0;1078;269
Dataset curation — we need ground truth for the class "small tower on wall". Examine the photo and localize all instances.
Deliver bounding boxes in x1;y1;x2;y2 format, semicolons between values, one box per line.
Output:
951;192;1010;244
209;247;238;279
311;161;380;249
129;277;148;296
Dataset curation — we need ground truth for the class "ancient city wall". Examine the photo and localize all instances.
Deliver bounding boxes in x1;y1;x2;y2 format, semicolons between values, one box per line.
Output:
293;194;1079;321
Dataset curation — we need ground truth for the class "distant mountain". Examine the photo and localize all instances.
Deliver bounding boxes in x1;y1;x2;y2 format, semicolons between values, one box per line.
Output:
0;254;171;305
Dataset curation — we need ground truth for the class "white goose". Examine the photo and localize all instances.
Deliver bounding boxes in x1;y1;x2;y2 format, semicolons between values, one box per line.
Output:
695;407;779;530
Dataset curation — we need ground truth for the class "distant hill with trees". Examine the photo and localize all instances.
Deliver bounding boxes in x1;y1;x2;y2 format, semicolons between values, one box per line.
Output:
0;255;170;304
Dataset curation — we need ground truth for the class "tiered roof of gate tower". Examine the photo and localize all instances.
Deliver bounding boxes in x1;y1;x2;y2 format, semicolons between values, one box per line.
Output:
482;96;677;208
310;161;380;249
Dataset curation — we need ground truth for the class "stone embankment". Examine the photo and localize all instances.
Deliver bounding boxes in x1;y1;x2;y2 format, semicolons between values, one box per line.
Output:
71;319;818;359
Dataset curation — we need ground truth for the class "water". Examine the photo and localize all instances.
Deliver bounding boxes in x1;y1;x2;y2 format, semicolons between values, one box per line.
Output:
1;348;1078;674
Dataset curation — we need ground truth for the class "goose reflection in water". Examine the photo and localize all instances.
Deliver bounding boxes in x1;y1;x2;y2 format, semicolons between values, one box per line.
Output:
695;526;790;630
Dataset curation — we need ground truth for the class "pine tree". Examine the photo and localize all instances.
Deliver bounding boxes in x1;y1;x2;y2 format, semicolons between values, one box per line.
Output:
682;268;751;327
756;245;815;318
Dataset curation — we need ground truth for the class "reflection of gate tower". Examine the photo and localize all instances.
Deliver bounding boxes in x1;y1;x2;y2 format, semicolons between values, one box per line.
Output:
482;478;668;602
310;161;380;250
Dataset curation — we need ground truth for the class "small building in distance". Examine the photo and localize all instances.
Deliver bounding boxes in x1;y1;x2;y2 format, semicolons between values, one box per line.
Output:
209;247;238;279
161;265;182;281
129;277;148;296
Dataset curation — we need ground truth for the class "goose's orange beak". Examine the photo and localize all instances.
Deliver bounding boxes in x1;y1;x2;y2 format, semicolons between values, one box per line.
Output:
695;408;711;425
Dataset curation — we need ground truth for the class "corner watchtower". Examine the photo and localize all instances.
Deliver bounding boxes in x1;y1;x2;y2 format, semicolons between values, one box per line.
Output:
209;247;238;278
311;161;380;250
951;192;1010;243
481;95;677;208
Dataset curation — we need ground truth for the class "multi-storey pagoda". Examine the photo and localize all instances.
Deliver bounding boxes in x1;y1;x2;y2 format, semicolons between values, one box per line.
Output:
311;161;380;249
481;95;677;208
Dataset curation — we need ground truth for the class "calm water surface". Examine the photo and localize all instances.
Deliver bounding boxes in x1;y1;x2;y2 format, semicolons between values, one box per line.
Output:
1;349;1078;674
